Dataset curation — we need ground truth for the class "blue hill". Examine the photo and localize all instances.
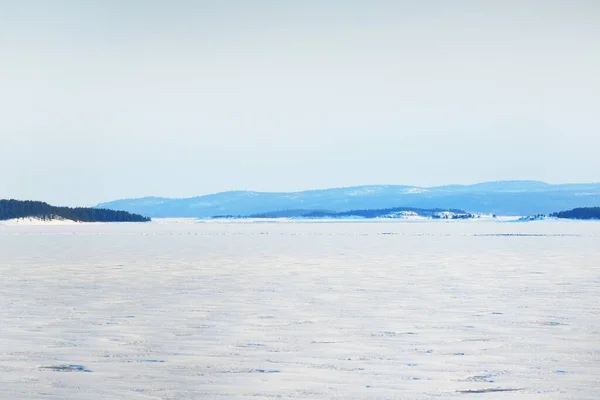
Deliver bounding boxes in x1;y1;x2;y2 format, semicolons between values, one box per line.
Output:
95;181;600;218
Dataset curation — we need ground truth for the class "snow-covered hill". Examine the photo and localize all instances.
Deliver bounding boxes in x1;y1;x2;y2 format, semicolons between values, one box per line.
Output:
96;181;600;218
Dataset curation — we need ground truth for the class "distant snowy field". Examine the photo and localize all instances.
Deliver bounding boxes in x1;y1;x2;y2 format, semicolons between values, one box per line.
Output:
1;220;599;399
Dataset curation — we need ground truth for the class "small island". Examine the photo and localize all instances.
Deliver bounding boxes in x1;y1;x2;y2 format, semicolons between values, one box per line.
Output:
0;199;150;222
550;207;600;220
213;207;475;220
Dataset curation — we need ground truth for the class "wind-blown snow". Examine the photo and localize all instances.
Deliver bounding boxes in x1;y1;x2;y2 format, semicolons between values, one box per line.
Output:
381;211;427;220
0;217;78;225
344;187;386;196
0;220;599;399
403;187;429;194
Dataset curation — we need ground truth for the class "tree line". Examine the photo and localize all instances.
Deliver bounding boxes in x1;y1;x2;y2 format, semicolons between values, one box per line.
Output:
550;207;600;220
0;199;150;222
213;207;471;219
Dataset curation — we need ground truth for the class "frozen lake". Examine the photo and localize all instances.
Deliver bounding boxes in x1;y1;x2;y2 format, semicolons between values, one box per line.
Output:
1;219;599;399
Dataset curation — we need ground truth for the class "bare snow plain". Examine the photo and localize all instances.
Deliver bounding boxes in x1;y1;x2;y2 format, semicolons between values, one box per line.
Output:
0;219;599;399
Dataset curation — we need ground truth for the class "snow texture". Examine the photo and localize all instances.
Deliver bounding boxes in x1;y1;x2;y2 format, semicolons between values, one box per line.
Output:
1;220;599;399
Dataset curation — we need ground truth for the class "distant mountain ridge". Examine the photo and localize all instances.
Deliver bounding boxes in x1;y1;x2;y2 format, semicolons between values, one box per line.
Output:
95;181;600;218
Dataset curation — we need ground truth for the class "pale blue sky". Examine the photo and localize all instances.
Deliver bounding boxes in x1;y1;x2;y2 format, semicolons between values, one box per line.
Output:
1;1;599;205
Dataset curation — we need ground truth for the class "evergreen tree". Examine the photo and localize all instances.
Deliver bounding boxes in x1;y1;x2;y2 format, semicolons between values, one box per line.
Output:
550;207;600;220
0;199;150;222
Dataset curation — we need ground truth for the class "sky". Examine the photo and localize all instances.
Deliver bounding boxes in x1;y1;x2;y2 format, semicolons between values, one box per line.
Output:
1;0;599;206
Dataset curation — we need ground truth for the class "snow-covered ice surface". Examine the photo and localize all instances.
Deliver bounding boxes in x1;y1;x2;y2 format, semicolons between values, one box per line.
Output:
0;217;78;226
1;220;599;399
